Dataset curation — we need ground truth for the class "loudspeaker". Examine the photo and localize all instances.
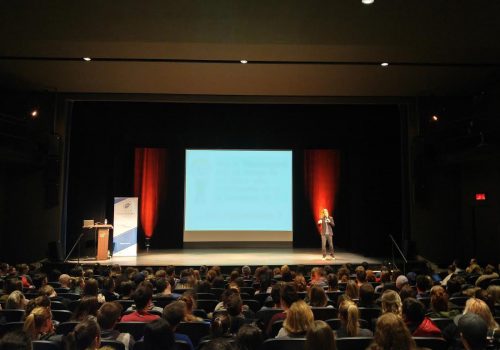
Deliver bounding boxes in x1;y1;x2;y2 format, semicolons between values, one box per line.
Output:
47;241;63;262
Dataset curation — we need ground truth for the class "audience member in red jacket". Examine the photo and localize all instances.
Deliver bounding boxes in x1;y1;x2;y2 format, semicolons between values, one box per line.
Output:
402;297;442;337
121;285;160;322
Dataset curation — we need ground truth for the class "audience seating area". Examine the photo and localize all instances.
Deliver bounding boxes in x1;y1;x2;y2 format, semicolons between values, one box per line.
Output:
0;259;499;350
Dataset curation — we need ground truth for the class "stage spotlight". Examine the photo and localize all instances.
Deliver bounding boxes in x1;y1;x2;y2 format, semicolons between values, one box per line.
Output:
240;59;248;64
83;57;92;61
381;62;389;67
362;0;375;4
30;108;39;119
431;115;439;122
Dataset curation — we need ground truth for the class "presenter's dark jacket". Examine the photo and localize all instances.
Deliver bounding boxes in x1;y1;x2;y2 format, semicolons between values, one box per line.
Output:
318;216;335;235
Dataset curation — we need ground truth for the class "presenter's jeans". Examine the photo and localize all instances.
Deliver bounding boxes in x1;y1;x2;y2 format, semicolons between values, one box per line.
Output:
321;234;334;257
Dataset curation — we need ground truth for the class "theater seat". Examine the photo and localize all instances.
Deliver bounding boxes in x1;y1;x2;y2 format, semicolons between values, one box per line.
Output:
196;299;218;313
269;320;284;338
413;337;447;350
0;322;24;337
55;321;79;335
32;340;60;350
116;322;147;340
51;310;73;323
336;337;373;350
100;339;126;350
310;307;338;321
262;338;306;350
430;318;453;331
176;321;210;347
0;309;25;322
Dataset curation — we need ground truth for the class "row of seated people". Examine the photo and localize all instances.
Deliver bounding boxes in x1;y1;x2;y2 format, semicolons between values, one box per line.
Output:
1;276;499;349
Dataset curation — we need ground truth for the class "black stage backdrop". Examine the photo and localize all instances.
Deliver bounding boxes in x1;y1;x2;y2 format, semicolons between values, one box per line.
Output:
66;102;403;258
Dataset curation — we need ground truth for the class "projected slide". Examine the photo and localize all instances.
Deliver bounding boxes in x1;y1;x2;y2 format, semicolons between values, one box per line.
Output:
184;150;293;242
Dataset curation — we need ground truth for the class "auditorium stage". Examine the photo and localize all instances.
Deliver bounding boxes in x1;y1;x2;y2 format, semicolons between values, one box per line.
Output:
70;248;382;267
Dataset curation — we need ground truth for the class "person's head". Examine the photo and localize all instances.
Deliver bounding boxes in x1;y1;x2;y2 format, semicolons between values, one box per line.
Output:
203;339;233;350
321;208;329;217
395;275;409;290
345;280;359;300
0;330;32;350
415;275;431;292
381;290;402;316
447;276;465;296
399;285;416;302
458;313;488;350
371;313;416;350
83;278;99;296
305;320;336;350
359;283;375;305
4;278;22;295
487;285;500;305
211;314;231;338
133;285;153;311
241;265;251;278
97;302;123;330
309;285;328;307
402;298;425;327
226;294;243;317
23;307;52;340
294;274;307;292
430;285;449;313
463;298;499;330
32;274;48;290
64;317;101;350
73;296;100;321
143;318;175;350
235;324;263;350
355;267;367;284
180;291;197;315
39;285;56;298
102;277;115;292
59;274;71;288
284;299;314;337
338;300;361;337
310;267;323;281
5;291;27;310
327;273;338;291
162;301;187;329
280;283;299;309
120;280;136;298
270;283;282;307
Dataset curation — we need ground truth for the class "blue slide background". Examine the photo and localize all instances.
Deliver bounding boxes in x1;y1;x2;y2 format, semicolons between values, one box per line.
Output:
185;150;293;231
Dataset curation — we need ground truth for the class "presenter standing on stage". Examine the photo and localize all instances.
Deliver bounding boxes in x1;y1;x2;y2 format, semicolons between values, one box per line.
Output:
317;208;335;260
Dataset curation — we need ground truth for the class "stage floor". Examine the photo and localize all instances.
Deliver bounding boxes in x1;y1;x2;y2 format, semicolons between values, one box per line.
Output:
70;248;382;267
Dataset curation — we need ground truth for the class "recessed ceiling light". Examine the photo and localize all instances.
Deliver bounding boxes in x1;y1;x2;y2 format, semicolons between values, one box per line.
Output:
240;60;248;64
30;109;39;118
431;115;439;122
381;62;389;67
362;0;374;4
83;57;92;61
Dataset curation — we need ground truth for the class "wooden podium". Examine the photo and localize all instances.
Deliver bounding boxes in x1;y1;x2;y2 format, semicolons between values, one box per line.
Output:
95;224;113;260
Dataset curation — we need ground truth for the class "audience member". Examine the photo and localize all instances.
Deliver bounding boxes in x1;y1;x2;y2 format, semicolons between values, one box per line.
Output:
402;298;441;337
5;291;27;310
64;317;101;350
367;312;417;350
162;301;194;350
305;320;336;350
396;275;409;291
101;277;119;302
97;302;135;350
143;318;175;350
23;306;54;340
0;330;32;350
427;285;460;319
326;273;339;292
308;285;330;308
458;313;488;350
58;274;71;290
180;291;203;322
337;300;373;337
234;324;263;350
121;286;159;322
266;283;299;336
380;289;402;316
72;296;100;321
359;283;378;308
276;299;314;338
415;275;432;299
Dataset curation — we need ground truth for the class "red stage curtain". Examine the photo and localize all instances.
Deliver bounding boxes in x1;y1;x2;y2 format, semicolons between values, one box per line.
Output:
134;148;166;238
304;149;340;233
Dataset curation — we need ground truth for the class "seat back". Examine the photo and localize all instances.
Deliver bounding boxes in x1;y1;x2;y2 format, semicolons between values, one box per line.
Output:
57;293;81;301
325;291;344;304
55;321;79;335
51;310;73;323
311;307;338;321
269;320;284;338
196;299;218;313
49;300;68;310
256;309;284;330
176;321;210;347
116;300;135;311
242;299;260;313
262;338;306;350
430;318;453;330
0;309;25;322
196;293;216;300
116;322;147;340
449;296;469;307
336;337;373;350
0;322;24;337
32;340;60;350
413;337;447;350
197;338;235;350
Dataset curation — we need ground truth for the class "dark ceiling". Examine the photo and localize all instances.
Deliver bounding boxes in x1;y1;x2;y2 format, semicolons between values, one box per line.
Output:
1;1;500;96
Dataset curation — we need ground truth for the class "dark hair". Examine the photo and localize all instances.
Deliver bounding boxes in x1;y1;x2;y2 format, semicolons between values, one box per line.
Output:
133;285;153;310
309;285;328;307
270;283;282;305
226;294;243;317
83;278;99;296
446;276;465;296
415;275;431;292
0;330;32;350
282;271;293;282
356;270;367;283
203;339;234;350
359;283;375;304
102;277;115;292
32;274;47;290
399;285;416;302
25;296;50;316
280;283;299;308
402;298;425;326
143;318;175;350
235;324;263;350
162;301;186;327
64;318;101;350
5;278;23;294
97;302;123;330
196;280;212;294
305;320;336;350
72;296;100;321
211;314;231;338
327;274;338;290
120;280;136;297
155;278;168;293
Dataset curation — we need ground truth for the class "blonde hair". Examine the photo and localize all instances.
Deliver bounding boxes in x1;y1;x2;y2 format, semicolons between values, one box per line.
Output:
284;299;315;336
381;290;402;316
6;290;26;310
464;298;499;330
369;313;416;350
344;280;359;300
320;209;329;218
23;306;52;340
338;300;360;337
